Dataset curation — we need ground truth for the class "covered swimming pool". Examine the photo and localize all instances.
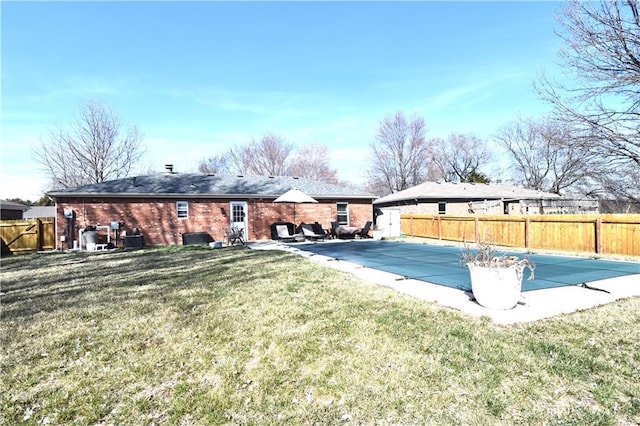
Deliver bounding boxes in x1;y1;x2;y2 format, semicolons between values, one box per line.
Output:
296;240;640;292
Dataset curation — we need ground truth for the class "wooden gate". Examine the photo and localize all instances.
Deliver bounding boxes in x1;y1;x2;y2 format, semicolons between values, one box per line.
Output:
0;218;56;255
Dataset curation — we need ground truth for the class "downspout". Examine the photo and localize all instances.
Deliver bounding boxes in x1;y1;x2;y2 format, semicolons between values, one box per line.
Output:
54;198;59;250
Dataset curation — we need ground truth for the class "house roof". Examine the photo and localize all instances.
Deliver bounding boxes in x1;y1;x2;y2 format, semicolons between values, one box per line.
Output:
0;200;29;211
374;181;560;205
23;206;56;219
47;173;375;200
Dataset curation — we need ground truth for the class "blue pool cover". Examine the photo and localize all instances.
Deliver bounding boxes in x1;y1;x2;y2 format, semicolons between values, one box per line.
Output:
296;240;640;292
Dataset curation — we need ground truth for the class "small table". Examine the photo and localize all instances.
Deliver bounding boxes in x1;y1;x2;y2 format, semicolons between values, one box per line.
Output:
337;226;361;238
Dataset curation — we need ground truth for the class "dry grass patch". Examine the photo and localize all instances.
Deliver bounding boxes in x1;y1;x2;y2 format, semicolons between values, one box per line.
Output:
2;245;639;425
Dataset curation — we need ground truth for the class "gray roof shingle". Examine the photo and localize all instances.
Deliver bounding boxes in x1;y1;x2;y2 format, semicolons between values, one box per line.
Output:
374;181;560;205
48;173;375;200
0;200;29;211
23;206;56;218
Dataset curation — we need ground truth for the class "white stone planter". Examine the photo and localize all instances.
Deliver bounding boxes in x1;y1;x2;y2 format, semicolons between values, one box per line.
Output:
467;263;523;310
372;230;383;240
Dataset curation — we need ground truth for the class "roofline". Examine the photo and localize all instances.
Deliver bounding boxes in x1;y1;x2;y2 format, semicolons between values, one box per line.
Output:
0;206;29;211
374;195;560;205
48;192;376;200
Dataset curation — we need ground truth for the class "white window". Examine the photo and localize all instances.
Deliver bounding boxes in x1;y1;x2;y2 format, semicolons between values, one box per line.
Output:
231;203;245;224
337;202;348;225
177;201;189;219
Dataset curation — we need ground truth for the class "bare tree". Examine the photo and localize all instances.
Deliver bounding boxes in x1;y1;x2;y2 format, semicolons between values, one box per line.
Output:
367;111;432;195
579;154;640;200
35;100;144;188
227;134;294;176
603;163;640;203
288;144;339;184
197;154;230;174
495;116;594;194
431;133;491;183
197;135;340;184
536;0;640;196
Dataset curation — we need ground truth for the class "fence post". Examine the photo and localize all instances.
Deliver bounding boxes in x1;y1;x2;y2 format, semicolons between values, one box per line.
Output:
437;215;442;240
410;215;414;237
474;217;479;243
525;217;530;249
37;218;43;251
595;217;602;254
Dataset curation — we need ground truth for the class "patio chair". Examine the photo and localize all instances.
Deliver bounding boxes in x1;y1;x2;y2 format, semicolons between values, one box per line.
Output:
358;221;373;238
299;223;326;241
330;221;340;239
311;222;331;238
274;224;304;242
223;227;245;246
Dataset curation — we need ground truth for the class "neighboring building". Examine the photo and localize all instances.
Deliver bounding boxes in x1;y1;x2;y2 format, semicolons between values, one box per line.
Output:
373;181;598;215
0;200;29;220
23;206;56;219
47;171;376;248
599;199;640;214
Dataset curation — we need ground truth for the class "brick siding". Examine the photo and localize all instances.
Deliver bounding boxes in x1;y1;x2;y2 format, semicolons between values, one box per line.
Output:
55;197;373;247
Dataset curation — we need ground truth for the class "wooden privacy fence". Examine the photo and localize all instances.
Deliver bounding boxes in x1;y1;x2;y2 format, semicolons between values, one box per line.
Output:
401;214;640;258
0;218;56;254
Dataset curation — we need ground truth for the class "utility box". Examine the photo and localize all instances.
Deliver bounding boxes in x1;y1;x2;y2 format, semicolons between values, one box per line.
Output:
182;232;214;246
124;235;144;249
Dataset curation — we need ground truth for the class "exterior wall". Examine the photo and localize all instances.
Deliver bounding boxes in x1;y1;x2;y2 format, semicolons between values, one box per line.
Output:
55;196;373;247
394;203;439;215
253;198;372;236
520;199;599;214
600;199;640;214
1;209;25;220
383;201;503;216
380;199;597;216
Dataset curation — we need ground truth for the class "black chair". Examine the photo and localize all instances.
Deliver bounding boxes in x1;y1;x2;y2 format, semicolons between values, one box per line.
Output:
330;221;340;239
358;221;373;238
299;223;326;241
270;222;304;242
312;222;331;238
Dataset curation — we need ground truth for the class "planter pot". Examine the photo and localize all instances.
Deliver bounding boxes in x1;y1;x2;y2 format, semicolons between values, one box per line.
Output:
467;263;523;310
372;230;383;240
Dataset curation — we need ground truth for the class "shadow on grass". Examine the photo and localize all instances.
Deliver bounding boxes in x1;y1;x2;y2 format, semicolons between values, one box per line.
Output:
1;245;296;322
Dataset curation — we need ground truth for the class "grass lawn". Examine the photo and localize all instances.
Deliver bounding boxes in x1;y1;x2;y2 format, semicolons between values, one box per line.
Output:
2;245;639;425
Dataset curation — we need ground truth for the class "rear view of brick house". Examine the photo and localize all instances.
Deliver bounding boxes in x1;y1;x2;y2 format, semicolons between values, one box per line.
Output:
48;171;375;249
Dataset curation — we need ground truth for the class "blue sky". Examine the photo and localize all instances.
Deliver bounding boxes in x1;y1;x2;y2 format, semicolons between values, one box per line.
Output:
1;1;564;201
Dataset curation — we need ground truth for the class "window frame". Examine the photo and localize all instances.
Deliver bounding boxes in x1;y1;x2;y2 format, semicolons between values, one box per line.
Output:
438;201;446;215
176;201;189;219
337;202;349;225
